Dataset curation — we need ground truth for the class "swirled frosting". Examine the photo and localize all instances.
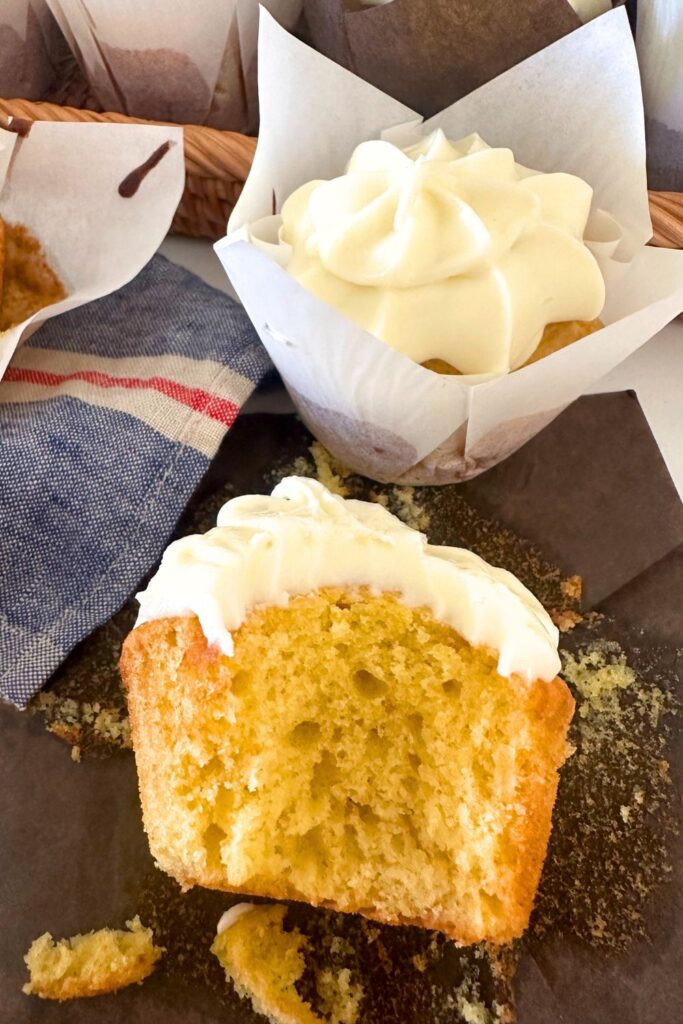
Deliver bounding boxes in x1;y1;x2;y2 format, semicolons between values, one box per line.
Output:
135;477;560;683
279;130;605;374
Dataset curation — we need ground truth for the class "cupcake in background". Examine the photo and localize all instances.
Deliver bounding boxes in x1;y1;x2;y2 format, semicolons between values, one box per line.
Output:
0;0;68;101
302;0;612;118
45;0;303;132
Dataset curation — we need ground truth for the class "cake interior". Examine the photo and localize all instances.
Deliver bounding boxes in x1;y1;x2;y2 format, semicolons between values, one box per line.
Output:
125;588;572;944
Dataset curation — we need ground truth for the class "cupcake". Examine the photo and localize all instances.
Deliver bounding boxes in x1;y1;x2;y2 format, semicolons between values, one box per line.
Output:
218;10;683;485
121;477;574;945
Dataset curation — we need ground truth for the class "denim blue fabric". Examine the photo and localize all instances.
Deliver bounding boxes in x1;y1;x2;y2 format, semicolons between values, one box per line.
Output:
0;255;272;706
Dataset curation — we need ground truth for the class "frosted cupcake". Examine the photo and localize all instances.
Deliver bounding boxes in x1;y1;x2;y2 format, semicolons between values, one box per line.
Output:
278;130;605;377
121;477;574;945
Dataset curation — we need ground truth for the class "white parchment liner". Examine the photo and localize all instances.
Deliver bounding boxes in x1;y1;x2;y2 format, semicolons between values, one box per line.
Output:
0;120;184;378
216;8;683;484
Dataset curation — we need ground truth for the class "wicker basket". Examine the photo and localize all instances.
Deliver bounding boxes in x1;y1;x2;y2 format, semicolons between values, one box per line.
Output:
2;97;683;247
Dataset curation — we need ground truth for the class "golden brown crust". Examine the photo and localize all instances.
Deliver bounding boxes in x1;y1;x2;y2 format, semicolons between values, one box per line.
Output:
521;318;603;367
420;319;603;376
122;599;573;946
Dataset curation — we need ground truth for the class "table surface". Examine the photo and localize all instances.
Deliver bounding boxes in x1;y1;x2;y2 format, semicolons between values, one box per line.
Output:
160;235;683;501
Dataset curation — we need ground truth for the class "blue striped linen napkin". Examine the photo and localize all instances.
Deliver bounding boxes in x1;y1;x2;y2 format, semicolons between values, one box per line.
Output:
0;253;272;707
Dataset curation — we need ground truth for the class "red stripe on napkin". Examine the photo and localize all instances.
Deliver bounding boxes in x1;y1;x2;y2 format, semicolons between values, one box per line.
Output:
4;366;239;427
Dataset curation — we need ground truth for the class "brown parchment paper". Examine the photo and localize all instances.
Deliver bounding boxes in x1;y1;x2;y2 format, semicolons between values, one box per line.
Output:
1;392;681;1022
302;0;581;116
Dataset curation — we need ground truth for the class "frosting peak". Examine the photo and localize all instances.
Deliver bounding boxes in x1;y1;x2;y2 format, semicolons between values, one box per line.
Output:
135;477;561;684
279;130;606;374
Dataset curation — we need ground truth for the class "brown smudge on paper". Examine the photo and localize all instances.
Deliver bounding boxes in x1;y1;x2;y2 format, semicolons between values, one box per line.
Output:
302;0;581;118
118;141;173;199
6;117;33;138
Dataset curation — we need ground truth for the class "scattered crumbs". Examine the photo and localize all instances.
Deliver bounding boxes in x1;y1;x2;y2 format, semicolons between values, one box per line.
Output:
564;642;635;712
31;691;132;754
289;454;315;479
550;607;584;633
454;985;492;1024
135;868;232;1000
381;485;431;532
285;907;516;1024
533;629;679;951
30;602;136;758
561;575;582;601
315;965;364;1024
329;936;355;958
309;442;352;497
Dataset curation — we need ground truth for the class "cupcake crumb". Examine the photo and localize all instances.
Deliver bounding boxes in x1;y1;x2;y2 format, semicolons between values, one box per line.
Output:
561;575;582;601
551;608;583;633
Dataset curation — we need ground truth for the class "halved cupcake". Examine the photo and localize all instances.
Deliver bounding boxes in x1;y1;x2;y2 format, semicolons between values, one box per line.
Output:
121;477;573;945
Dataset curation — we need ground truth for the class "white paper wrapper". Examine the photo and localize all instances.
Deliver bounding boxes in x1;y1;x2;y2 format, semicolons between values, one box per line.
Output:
0;120;184;378
216;7;683;484
46;0;302;133
0;0;65;100
636;0;683;190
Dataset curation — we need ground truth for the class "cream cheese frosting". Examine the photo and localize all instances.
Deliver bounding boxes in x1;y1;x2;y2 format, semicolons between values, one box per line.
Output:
216;903;257;935
135;477;560;683
278;130;605;374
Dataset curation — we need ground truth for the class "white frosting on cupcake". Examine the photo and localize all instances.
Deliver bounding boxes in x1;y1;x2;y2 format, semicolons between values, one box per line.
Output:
135;477;560;683
279;130;605;374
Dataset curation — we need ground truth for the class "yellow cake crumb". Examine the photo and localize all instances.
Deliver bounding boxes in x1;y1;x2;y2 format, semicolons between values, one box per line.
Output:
315;965;364;1024
560;575;582;601
309;442;351;497
550;608;583;633
23;916;163;1001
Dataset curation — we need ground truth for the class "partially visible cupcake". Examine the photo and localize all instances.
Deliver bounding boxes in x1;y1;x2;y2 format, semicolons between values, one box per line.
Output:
0;216;66;333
